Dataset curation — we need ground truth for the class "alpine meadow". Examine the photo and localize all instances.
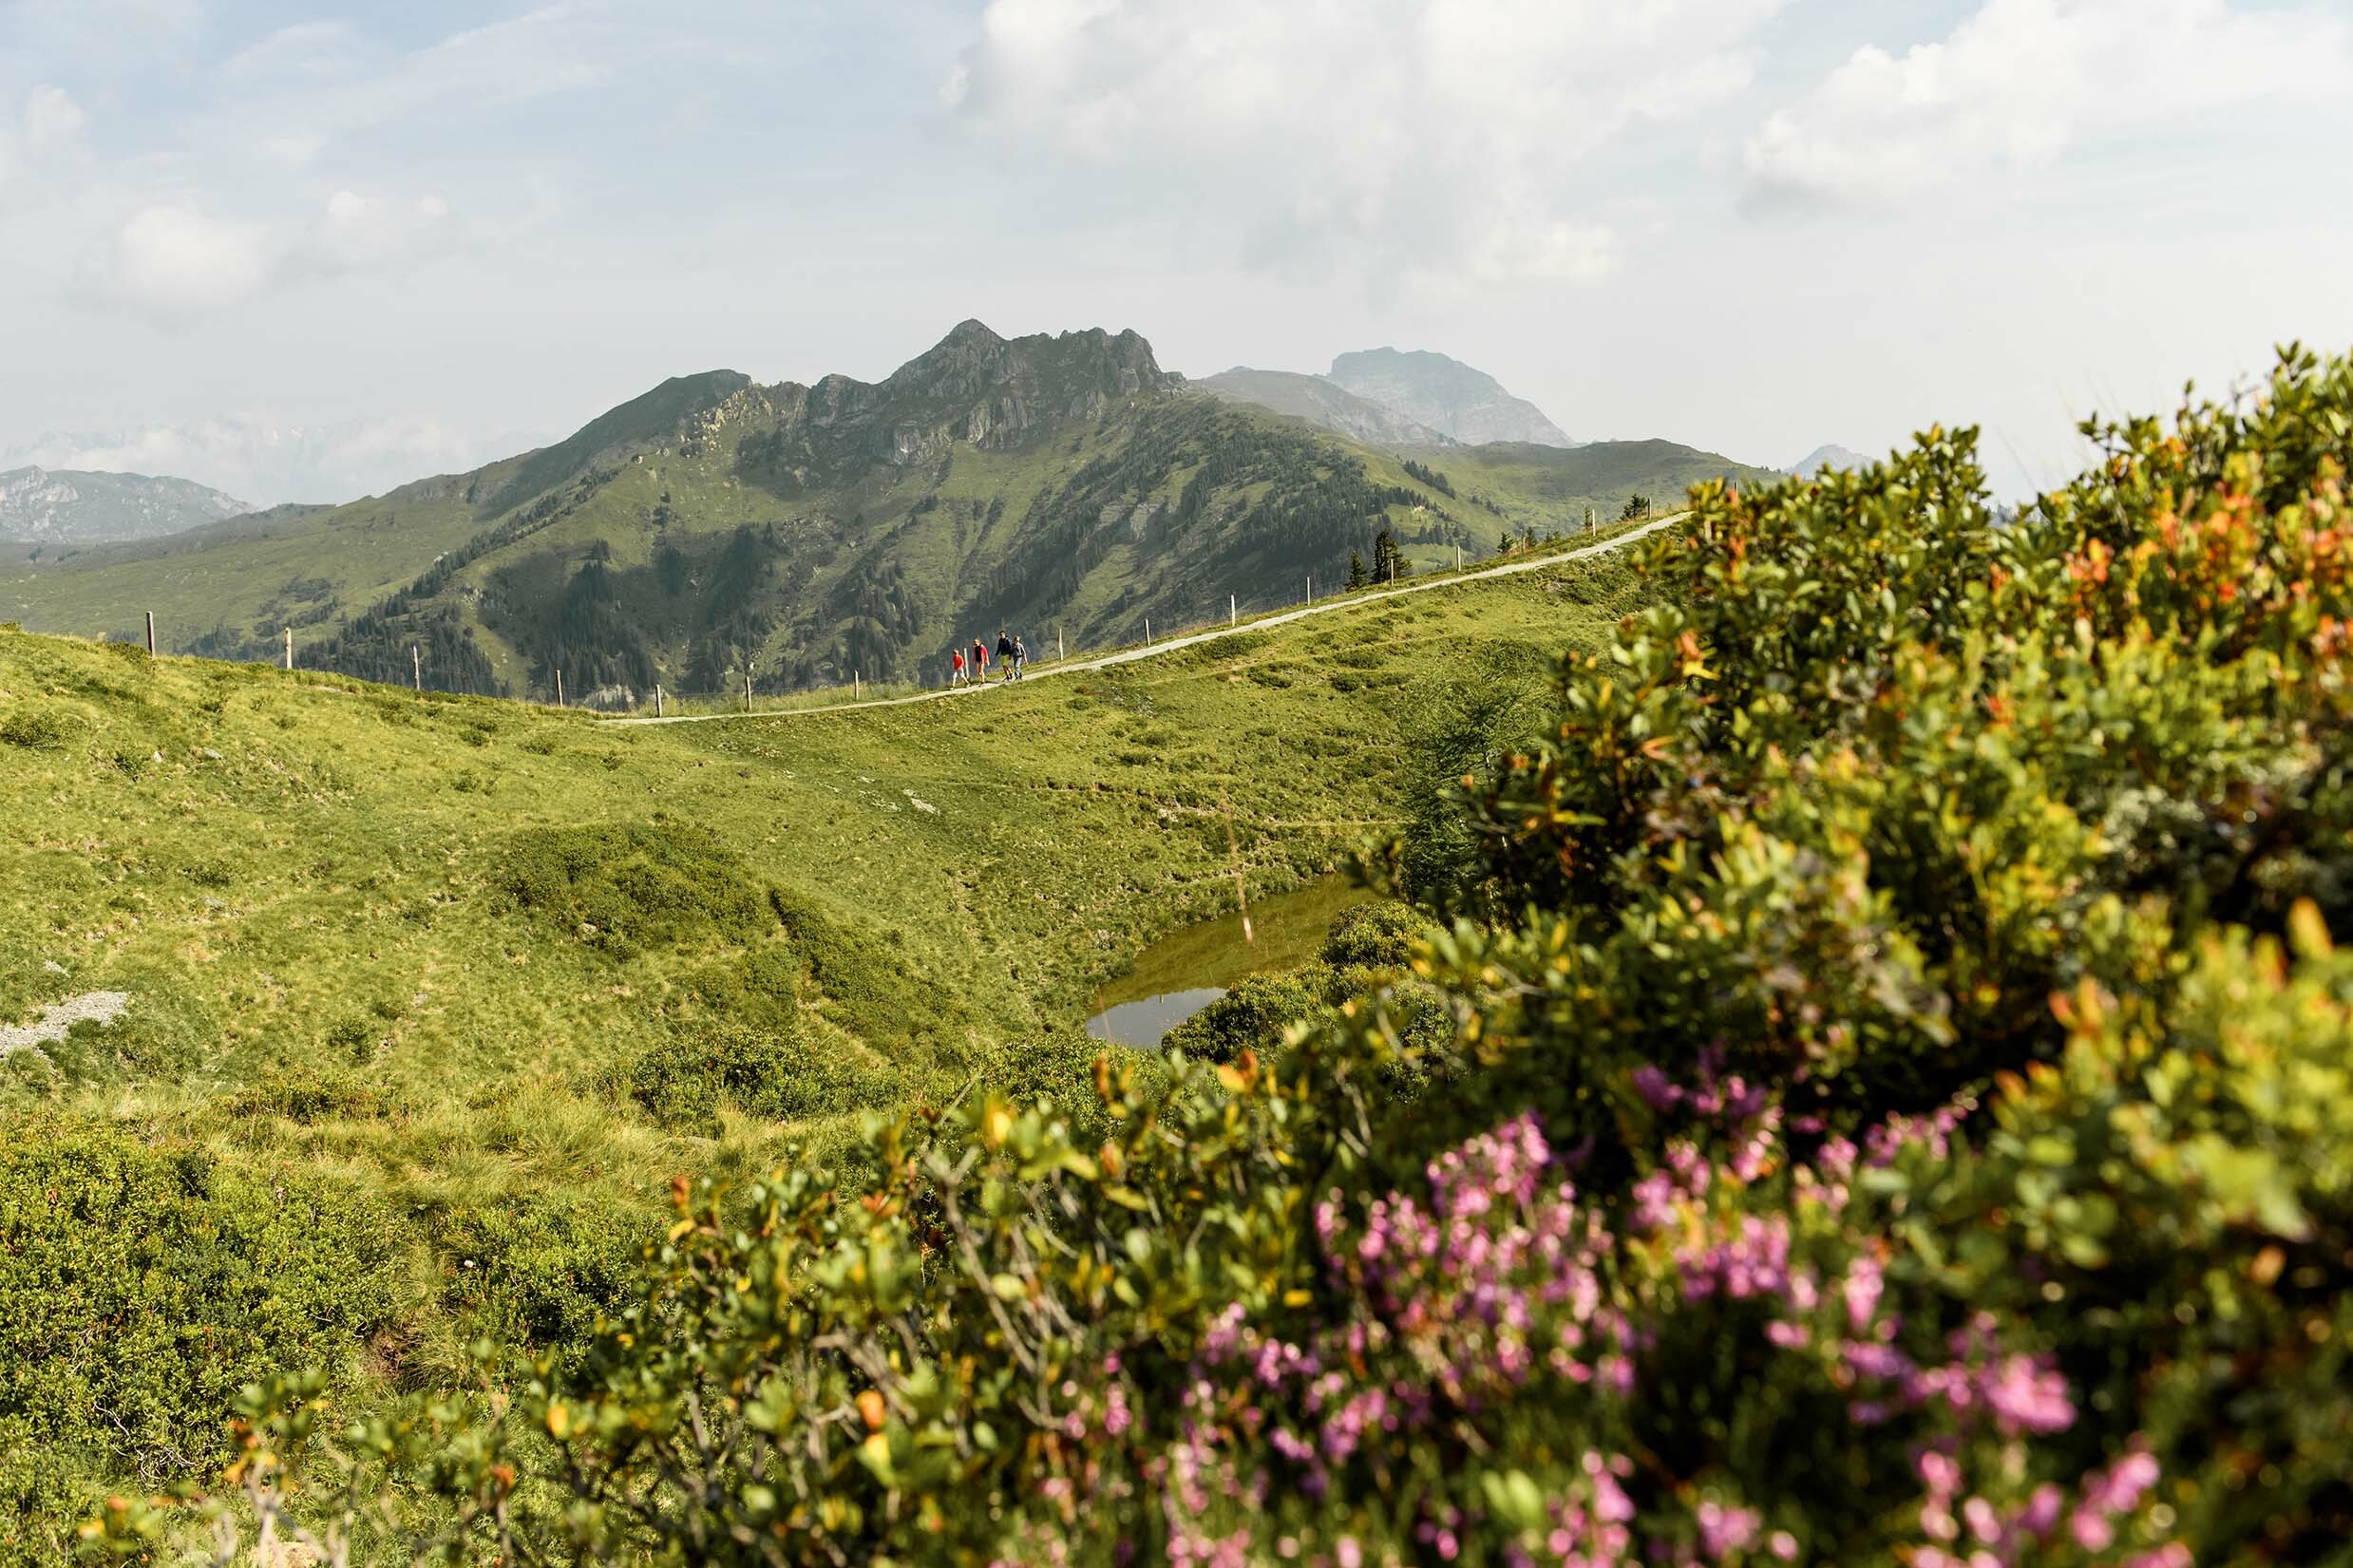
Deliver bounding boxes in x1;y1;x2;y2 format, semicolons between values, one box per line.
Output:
8;3;2353;1567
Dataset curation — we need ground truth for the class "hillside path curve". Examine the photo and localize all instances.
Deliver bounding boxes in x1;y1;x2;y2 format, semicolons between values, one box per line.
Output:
603;511;1683;727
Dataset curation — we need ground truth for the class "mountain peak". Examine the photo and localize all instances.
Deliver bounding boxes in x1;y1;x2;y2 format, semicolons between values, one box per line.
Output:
1327;348;1572;447
1789;444;1871;478
879;321;1170;410
1;463;253;546
1195;368;1452;448
941;317;1006;348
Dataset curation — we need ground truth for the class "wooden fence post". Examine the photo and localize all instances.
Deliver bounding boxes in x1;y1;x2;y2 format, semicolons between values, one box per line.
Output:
283;628;292;671
1145;617;1150;644
655;684;664;718
743;668;752;713
411;645;421;691
1230;594;1236;626
1058;626;1064;658
556;670;565;708
854;670;861;701
144;611;155;656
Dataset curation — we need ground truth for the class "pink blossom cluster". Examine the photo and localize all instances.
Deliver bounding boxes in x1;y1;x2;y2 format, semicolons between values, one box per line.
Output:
1140;1086;2171;1568
1909;1441;2181;1568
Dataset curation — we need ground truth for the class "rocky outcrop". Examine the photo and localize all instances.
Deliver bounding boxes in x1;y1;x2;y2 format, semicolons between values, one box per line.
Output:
1327;348;1573;448
748;320;1179;475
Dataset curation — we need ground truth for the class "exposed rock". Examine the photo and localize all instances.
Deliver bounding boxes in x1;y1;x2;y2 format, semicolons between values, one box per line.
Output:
1;990;130;1057
0;465;252;545
745;321;1177;477
1327;348;1573;447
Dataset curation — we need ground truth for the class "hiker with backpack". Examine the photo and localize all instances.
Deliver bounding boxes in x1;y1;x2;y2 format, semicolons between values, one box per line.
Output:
950;647;967;688
996;629;1015;683
1013;633;1027;679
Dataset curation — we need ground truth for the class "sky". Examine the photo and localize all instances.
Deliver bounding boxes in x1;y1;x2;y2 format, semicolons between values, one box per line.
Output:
3;0;2350;505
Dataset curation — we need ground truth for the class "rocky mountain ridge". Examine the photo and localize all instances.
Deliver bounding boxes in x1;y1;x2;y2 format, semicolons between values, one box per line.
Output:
1327;348;1573;447
1193;368;1452;448
0;464;252;546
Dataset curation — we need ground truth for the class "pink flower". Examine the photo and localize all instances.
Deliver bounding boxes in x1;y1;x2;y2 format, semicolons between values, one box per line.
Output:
1632;1065;1681;1110
1981;1354;2075;1436
1842;1258;1884;1332
2072;1511;2115;1553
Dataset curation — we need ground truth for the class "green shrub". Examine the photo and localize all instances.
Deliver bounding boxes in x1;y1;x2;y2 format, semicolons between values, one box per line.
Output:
1160;970;1320;1062
678;943;803;1029
0;1124;394;1562
223;1064;387;1124
495;819;773;958
432;1196;644;1364
1317;899;1426;972
0;703;79;750
627;1010;904;1131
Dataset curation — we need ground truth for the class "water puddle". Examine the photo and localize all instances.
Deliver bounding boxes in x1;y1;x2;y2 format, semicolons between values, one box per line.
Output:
1084;878;1369;1047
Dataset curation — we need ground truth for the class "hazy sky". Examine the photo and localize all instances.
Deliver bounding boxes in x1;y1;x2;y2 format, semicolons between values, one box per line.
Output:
4;0;2351;503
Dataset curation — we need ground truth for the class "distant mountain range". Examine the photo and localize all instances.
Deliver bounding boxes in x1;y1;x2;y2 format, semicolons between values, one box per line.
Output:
0;414;538;511
1198;348;1574;451
1788;444;1872;478
1327;349;1575;447
0;465;252;547
4;321;1779;700
1194;368;1452;447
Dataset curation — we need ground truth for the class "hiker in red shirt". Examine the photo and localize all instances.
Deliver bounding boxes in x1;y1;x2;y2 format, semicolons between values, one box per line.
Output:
951;648;967;688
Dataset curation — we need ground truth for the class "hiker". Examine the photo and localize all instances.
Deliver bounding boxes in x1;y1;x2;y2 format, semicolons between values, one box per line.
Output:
973;636;989;683
1013;633;1027;679
996;628;1015;682
950;647;967;688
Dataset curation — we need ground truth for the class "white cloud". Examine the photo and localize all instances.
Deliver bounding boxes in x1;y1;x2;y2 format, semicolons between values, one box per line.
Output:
85;204;275;319
946;0;1785;290
3;411;545;507
22;84;87;153
0;84;88;196
1744;0;2353;210
299;187;452;274
75;189;455;324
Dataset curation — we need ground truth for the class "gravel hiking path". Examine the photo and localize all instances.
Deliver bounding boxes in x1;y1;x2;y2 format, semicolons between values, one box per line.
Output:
602;512;1684;727
1;991;130;1057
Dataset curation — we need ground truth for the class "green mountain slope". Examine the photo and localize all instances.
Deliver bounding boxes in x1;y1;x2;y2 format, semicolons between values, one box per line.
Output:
0;322;1770;703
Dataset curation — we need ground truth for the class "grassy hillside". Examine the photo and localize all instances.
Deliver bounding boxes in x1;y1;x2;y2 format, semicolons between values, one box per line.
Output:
1;324;1746;708
0;543;1642;1544
1464;436;1781;506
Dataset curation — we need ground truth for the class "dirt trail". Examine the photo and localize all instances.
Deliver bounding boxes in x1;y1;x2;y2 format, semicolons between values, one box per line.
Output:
603;513;1682;727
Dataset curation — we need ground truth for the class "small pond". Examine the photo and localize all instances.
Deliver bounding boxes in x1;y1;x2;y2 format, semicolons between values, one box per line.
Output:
1085;877;1370;1047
